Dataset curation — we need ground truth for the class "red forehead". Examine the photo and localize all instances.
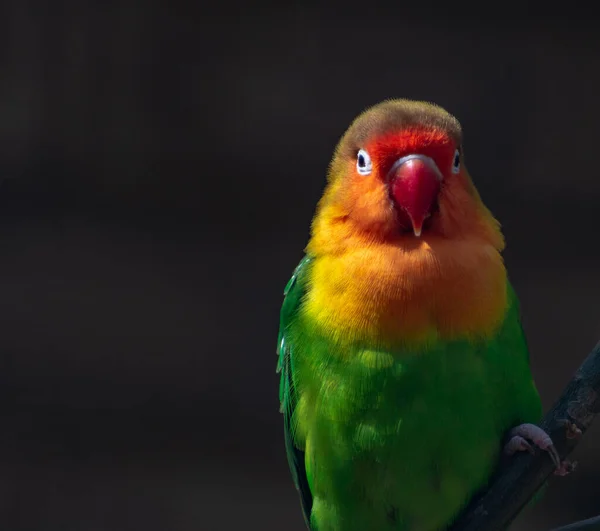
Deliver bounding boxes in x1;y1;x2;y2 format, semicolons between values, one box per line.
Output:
366;128;456;170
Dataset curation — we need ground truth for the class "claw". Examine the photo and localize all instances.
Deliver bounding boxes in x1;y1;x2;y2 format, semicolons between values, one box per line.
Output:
554;459;577;476
504;435;534;456
558;419;583;440
504;423;575;476
546;444;561;469
507;423;553;451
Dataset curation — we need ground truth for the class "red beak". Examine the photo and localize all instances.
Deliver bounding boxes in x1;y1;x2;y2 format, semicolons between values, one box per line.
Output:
388;155;442;237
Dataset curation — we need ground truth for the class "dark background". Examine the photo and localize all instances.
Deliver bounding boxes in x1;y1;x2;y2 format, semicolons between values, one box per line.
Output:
0;3;598;530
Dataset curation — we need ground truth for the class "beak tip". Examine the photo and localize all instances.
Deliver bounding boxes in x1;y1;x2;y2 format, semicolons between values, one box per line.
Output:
408;215;423;237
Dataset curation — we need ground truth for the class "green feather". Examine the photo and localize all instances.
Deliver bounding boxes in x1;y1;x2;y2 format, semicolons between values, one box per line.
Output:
277;256;314;527
277;256;542;531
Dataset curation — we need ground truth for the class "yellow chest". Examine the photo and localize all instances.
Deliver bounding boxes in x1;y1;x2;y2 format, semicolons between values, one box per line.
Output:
302;238;507;350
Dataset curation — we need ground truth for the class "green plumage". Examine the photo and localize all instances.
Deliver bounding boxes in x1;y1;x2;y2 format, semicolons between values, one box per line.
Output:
277;257;542;531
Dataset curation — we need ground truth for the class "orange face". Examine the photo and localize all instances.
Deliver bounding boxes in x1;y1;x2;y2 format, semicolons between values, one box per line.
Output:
317;126;502;249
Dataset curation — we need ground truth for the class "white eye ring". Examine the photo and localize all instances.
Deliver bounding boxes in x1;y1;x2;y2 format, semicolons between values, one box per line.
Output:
356;149;372;175
451;149;461;174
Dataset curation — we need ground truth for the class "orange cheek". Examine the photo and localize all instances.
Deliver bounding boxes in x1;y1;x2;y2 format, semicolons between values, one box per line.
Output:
341;170;396;234
432;172;503;247
432;176;465;235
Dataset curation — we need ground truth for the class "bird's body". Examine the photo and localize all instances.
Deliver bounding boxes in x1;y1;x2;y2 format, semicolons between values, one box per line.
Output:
277;100;543;530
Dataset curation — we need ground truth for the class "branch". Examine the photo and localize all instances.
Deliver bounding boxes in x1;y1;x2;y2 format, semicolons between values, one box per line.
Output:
551;515;600;530
449;341;600;531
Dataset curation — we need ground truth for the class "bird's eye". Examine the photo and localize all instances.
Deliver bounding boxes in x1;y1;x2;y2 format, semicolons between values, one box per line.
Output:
452;149;461;174
356;149;372;175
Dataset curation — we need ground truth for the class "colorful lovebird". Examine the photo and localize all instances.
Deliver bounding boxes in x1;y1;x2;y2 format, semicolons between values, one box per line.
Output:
277;99;576;531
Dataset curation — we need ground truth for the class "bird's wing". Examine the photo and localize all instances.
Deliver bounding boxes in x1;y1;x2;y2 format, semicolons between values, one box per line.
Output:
277;255;313;527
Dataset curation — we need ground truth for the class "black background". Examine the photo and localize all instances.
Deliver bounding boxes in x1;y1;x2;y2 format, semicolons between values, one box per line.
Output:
0;3;599;530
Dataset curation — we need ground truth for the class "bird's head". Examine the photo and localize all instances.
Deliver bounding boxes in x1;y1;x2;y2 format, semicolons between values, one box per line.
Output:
309;99;503;252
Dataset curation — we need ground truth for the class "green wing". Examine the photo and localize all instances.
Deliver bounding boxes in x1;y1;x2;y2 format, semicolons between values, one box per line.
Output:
277;255;313;527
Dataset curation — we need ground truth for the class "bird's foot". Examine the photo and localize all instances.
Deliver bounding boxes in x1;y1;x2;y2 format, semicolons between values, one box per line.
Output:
503;422;577;476
559;418;583;440
554;459;577;476
554;419;581;475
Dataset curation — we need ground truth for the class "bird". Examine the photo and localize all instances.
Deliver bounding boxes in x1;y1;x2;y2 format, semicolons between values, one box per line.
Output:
277;99;574;531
